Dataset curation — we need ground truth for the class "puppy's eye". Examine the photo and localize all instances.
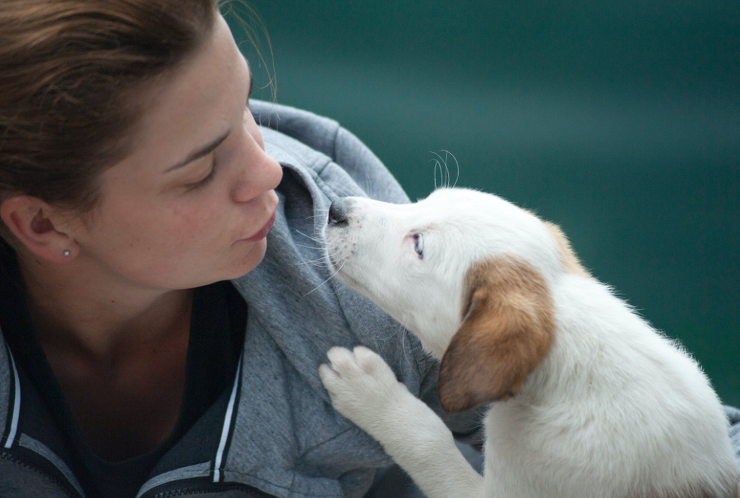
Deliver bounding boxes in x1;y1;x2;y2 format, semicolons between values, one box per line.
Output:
413;233;424;259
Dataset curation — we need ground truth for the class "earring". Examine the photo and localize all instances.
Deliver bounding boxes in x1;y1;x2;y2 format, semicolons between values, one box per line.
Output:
63;250;70;257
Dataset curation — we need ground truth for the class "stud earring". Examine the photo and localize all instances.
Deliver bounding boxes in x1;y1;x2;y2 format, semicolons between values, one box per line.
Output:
63;250;70;257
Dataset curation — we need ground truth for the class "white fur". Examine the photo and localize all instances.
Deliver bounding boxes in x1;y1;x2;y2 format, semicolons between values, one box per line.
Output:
319;188;738;498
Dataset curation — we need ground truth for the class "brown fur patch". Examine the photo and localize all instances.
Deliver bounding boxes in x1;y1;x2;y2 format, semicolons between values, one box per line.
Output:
438;255;556;412
543;221;590;277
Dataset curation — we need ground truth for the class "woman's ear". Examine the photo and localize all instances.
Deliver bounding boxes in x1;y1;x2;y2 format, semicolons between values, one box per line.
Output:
438;256;556;413
0;195;77;263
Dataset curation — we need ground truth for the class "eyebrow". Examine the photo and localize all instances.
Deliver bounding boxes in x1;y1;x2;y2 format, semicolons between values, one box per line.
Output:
166;61;252;174
165;130;231;173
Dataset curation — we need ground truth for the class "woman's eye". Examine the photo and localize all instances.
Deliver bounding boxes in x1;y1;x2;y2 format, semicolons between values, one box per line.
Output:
413;233;424;259
186;157;218;191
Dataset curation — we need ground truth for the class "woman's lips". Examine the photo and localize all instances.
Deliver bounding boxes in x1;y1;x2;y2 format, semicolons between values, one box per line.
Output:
241;211;276;242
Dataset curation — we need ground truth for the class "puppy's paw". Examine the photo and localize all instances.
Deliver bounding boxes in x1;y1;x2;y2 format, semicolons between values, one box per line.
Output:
319;346;405;428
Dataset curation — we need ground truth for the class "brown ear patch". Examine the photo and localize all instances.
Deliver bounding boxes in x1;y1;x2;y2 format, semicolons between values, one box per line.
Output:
543;221;590;277
438;255;556;412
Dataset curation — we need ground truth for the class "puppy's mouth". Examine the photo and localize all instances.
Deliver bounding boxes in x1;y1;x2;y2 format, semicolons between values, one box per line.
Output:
327;251;341;272
326;247;365;290
324;232;349;273
325;245;347;275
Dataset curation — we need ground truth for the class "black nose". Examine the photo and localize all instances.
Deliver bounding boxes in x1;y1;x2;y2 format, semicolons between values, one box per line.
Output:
328;200;349;226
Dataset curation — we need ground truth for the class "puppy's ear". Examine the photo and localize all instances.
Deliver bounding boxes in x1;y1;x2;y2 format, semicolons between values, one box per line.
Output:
438;256;556;413
542;221;590;277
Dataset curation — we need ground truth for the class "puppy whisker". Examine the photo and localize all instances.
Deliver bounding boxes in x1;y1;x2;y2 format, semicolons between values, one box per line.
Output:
430;150;460;189
304;259;345;297
431;157;442;190
306;209;329;221
293;242;324;251
295;230;324;245
289;257;332;268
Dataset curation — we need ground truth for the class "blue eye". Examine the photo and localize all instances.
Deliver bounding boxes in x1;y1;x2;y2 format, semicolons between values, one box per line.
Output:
414;233;424;259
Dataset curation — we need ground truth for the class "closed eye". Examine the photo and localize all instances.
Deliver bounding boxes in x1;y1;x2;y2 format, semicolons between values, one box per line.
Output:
185;155;218;190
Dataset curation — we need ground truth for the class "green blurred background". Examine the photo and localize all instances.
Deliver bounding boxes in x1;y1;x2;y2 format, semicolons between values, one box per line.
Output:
230;1;739;407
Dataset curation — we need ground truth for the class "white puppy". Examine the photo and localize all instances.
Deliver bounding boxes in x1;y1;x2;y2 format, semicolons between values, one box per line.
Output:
318;188;739;498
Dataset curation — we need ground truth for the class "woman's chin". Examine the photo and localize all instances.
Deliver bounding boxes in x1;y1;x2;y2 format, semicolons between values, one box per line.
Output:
226;237;268;279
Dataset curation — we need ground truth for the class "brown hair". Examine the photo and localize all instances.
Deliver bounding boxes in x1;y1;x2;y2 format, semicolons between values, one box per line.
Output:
0;0;218;217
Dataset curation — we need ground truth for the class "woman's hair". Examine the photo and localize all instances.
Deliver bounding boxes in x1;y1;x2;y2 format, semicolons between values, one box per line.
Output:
0;0;218;217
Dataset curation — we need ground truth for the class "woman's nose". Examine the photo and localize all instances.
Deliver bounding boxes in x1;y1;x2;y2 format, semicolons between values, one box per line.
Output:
230;133;283;203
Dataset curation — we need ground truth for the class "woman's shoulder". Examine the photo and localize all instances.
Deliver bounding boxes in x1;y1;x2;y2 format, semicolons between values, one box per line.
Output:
250;100;342;160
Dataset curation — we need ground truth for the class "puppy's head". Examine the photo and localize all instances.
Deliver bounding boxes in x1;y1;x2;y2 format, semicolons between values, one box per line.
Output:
323;188;586;412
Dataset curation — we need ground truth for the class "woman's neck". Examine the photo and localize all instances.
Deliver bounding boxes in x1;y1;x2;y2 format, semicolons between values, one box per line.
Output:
15;248;194;460
17;248;193;364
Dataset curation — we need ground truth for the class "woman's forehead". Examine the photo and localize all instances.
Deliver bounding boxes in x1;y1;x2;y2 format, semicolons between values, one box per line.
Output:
116;16;249;178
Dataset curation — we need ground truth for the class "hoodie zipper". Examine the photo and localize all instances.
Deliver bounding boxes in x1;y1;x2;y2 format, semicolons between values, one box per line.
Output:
151;482;272;497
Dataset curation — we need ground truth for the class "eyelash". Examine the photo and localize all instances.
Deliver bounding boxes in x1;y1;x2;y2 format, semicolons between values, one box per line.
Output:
186;156;218;191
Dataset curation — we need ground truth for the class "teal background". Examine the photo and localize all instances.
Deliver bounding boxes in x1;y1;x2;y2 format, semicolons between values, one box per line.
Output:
231;1;739;407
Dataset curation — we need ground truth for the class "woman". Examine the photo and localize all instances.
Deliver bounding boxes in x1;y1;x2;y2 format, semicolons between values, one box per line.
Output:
0;1;481;496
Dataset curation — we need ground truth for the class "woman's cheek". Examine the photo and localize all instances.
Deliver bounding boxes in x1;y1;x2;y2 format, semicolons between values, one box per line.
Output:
161;206;212;244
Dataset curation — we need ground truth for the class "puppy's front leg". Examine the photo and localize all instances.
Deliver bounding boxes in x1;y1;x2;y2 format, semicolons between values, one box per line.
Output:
319;346;484;498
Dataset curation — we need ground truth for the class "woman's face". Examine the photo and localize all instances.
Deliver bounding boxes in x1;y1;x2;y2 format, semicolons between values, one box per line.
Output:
65;15;283;291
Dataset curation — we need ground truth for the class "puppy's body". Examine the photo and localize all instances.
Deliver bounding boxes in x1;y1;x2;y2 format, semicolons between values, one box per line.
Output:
318;188;739;498
487;273;734;497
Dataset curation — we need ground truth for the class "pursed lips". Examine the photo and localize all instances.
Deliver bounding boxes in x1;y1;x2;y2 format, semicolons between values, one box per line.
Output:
239;209;276;243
